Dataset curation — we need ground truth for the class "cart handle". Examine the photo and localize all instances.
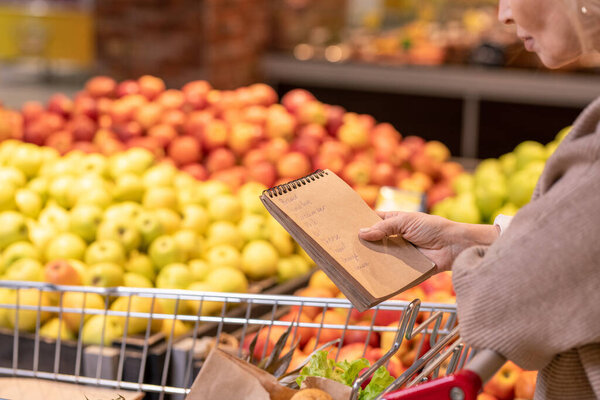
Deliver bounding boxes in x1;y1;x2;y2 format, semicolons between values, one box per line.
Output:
381;350;506;400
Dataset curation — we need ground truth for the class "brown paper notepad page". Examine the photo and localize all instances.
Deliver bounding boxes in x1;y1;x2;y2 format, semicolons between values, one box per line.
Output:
260;169;435;311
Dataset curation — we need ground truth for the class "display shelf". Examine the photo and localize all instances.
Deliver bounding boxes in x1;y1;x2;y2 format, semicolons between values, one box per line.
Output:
262;54;600;157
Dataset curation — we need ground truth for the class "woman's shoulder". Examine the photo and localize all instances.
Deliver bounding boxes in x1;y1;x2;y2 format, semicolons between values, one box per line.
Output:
565;96;600;142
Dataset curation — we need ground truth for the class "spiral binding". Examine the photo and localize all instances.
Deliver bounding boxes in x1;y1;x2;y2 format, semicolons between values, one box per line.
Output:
263;169;328;198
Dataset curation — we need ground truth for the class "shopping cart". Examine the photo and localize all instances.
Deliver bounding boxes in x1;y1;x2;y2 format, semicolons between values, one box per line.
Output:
0;280;505;399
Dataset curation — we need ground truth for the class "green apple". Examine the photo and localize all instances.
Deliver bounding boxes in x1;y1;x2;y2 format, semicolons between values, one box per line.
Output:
123;272;153;288
447;193;482;224
189;259;212;281
27;176;49;203
207;194;242;223
149;235;184;270
110;295;161;334
62;291;107;333
430;197;453;219
143;186;178;210
277;255;311;283
0;211;29;250
45;232;87;261
180;204;209;235
499;152;517;177
238;214;270;241
474;159;504;187
85;240;127;266
38;204;70;232
0;183;17;211
174;172;197;189
154;208;181;234
205;244;241;269
238;182;268;215
240;240;279;280
196;181;231;204
156;297;192;316
177;186;204;207
80;153;109;177
49;175;77;209
67;259;90;286
97;219;141;253
4;258;44;281
295;244;316;268
1;241;41;274
185;282;223;316
161;318;191;339
173;229;203;260
73;174;111;196
507;162;544;207
76;187;113;209
475;179;507;221
205;267;248;293
546;140;559;158
9;143;44;178
109;148;155;178
69;204;103;243
156;263;192;289
267;216;294;256
125;251;155;281
136;211;165;248
0;166;26;187
514;140;547;170
103;202;143;222
6;288;52;332
81;314;123;345
555;125;571;142
142;163;177;188
206;221;243;249
27;221;57;253
40;317;75;341
88;262;125;287
14;188;42;218
113;173;145;202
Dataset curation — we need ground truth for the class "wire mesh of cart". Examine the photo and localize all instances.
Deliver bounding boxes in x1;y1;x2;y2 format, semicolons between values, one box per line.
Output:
0;280;505;400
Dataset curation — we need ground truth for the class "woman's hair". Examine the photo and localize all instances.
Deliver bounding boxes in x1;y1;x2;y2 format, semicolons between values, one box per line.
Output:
565;0;600;53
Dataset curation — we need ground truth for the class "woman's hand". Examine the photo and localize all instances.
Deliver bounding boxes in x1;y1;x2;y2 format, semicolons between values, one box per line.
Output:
358;211;500;273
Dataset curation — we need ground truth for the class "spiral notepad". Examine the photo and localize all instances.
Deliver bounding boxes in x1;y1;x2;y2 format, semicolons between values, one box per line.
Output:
260;169;435;311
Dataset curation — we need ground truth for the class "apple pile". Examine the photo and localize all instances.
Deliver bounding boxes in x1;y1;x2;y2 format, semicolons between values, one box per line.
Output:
1;76;461;208
432;126;570;224
0;139;320;341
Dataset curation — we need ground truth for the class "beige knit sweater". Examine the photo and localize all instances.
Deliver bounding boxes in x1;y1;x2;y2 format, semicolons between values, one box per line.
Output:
452;97;600;399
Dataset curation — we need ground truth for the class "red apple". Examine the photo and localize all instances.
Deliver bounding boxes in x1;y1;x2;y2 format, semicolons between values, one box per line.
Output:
247;161;277;188
156;89;185;110
439;161;464;182
221;109;242;125
135;102;164;130
344;321;379;347
243;326;287;360
138;75;165;100
312;153;345;176
241;105;268;125
21;101;45;122
182;80;212;110
365;347;404;378
262;138;290;163
298;123;327;142
69;115;97;142
147;124;178;147
338;122;369;149
420;271;454;296
205;148;237;173
281;89;315;114
242;148;268;167
248;83;278;106
402;135;426;155
336;343;371;362
126;136;164;157
371;123;401;147
515;370;537;400
110;94;147;123
85;76;117;98
354;185;379;208
44;259;82;286
99;137;127;155
115;79;140;97
228;122;262;155
185;110;214;140
47;93;73;118
168;136;202;166
424;140;450;163
24;120;51;145
426;182;454;210
280;311;315;347
181;163;208;181
45;130;74;154
484;361;522;400
73;95;98;121
291;136;320;158
160;109;186;130
320;140;352;161
210;167;246;191
265;107;296;140
72;141;98;154
277;152;312;179
313;310;346;345
114;121;143;142
325;105;345;136
357;114;376;131
371;163;396;186
297;101;327;126
343;161;371;186
394;169;411;186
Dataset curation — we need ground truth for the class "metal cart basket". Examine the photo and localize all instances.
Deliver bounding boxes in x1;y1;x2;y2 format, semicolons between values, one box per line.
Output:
0;280;504;399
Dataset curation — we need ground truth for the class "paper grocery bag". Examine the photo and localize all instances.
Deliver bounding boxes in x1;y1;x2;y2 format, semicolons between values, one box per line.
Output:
186;348;298;400
301;376;352;400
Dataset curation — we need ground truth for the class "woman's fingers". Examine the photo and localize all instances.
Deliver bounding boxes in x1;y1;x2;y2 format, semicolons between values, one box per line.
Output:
359;216;408;241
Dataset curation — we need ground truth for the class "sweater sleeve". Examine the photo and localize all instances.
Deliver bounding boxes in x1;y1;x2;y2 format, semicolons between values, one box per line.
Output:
452;156;600;371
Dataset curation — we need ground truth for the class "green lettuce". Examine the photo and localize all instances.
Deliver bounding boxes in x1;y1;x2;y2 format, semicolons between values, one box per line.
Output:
296;350;394;400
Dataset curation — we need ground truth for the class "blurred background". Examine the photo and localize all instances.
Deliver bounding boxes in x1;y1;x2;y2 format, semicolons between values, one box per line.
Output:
1;0;599;158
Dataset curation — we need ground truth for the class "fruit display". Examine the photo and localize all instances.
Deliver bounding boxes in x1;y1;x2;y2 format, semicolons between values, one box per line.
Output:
0;75;461;209
432;126;570;224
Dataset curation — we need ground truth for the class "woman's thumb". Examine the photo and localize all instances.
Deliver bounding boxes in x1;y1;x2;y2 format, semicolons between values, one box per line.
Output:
359;216;405;241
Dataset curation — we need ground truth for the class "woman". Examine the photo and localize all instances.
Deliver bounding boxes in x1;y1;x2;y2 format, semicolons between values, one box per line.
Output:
359;1;600;398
